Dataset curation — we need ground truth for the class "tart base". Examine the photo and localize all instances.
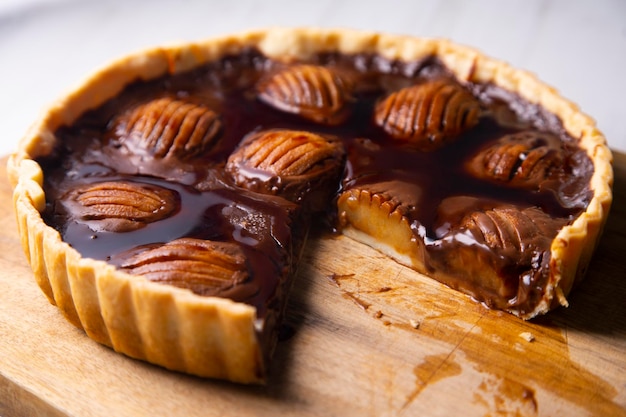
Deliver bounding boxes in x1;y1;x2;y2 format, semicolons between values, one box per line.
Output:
7;28;613;382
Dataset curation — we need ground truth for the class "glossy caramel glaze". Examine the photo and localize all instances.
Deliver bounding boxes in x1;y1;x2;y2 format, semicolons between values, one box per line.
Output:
37;49;592;319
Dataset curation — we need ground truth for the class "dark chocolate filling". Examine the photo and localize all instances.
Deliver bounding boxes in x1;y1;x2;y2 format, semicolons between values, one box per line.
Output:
37;49;593;323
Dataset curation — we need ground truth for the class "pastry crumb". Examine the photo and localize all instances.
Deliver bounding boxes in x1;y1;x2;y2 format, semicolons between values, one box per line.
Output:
519;332;535;342
374;310;383;319
409;319;421;329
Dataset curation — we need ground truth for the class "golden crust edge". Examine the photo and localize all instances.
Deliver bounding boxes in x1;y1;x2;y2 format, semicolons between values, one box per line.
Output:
6;28;450;383
465;47;613;317
6;27;613;380
8;157;264;383
258;28;613;318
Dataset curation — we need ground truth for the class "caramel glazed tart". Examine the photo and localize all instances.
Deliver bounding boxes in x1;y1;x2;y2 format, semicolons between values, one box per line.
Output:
7;28;613;383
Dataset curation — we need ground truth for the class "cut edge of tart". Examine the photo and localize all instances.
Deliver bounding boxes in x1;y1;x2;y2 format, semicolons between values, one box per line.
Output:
7;28;613;383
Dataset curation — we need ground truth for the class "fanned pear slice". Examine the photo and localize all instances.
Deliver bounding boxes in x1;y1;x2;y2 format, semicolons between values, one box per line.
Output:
7;28;613;383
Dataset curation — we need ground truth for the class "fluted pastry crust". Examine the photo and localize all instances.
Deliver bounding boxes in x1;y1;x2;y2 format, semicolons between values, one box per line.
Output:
7;28;613;383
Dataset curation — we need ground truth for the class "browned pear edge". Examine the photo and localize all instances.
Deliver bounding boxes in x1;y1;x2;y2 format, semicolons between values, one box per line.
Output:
6;28;613;382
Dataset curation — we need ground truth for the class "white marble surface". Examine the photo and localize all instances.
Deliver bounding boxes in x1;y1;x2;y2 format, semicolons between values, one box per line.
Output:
1;0;625;157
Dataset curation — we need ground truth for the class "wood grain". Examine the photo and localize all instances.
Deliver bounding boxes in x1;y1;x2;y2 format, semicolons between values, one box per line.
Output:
1;153;625;417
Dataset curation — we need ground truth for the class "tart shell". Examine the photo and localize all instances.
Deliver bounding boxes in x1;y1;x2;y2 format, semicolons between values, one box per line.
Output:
7;28;613;382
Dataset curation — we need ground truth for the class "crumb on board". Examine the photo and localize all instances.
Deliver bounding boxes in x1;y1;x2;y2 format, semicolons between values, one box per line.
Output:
519;332;535;342
409;319;421;329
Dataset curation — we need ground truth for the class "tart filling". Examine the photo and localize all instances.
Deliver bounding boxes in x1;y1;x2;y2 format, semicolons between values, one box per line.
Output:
8;29;613;383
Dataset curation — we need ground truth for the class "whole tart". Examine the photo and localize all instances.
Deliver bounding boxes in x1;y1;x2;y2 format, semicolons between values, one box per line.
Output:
7;28;613;383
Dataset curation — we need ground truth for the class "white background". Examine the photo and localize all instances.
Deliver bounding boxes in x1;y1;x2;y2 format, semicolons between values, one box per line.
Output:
1;0;625;156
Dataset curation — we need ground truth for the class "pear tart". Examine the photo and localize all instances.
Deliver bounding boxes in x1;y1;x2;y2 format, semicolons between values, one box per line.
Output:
8;29;613;383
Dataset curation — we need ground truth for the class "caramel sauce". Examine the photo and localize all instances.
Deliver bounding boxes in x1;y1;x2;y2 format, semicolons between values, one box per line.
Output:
37;50;593;319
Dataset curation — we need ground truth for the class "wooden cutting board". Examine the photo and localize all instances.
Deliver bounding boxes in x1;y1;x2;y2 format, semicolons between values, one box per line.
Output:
1;152;625;417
